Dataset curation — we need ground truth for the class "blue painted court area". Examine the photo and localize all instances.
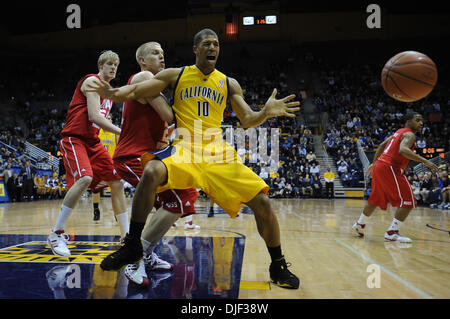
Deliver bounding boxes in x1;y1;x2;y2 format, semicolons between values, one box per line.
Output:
0;234;245;299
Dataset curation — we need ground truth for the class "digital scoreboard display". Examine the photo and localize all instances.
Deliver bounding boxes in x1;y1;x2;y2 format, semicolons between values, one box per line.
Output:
243;15;277;25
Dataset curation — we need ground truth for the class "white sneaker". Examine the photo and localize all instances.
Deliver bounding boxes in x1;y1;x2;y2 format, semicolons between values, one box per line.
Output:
184;222;200;230
352;222;365;237
384;230;412;243
47;230;71;257
144;252;174;271
124;260;149;287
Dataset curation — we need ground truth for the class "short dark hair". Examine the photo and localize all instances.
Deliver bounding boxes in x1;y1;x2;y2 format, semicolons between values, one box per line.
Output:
193;28;218;46
404;112;421;122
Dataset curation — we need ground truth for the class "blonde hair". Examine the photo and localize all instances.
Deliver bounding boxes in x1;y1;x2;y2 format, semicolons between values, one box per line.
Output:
98;50;120;70
135;42;161;65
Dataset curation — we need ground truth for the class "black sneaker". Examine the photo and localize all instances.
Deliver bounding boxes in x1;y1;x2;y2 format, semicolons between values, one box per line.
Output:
269;256;300;289
207;210;214;217
93;209;100;221
100;234;143;271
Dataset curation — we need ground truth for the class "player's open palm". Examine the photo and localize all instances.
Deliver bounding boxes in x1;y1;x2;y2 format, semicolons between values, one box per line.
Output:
264;89;300;118
424;160;439;174
86;79;119;99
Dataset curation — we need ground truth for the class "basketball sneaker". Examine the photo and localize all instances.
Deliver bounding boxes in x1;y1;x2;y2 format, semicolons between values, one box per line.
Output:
47;230;71;257
352;222;366;237
184;222;200;230
100;234;143;271
384;230;412;243
269;256;300;289
124;260;149;287
93;209;100;221
144;251;174;271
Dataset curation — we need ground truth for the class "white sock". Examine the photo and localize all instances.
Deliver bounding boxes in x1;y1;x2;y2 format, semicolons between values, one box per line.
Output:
141;238;156;255
116;212;129;237
357;212;369;225
54;205;72;231
186;237;193;250
388;218;403;232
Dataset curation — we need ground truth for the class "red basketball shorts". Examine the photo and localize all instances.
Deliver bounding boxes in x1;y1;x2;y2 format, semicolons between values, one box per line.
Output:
114;157;198;217
368;160;417;210
154;188;199;217
59;136;120;190
113;157;143;188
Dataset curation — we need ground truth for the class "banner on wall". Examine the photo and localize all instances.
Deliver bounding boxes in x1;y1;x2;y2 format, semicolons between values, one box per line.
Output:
0;181;9;202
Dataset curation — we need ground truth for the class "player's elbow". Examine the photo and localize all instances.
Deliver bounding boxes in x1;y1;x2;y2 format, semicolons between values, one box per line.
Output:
161;112;174;123
398;146;409;156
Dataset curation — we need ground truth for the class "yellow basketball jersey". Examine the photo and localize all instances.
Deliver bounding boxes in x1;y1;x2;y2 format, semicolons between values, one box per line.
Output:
173;65;228;142
98;129;117;157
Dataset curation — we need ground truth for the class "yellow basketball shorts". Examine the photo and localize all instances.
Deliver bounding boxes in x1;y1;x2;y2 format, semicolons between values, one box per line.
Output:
141;141;269;218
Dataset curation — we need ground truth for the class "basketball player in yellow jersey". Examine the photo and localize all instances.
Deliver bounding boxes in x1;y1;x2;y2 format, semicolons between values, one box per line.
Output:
93;115;118;220
89;29;300;289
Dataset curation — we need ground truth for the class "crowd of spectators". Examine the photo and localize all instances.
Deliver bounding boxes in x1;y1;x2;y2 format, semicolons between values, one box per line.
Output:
223;64;328;198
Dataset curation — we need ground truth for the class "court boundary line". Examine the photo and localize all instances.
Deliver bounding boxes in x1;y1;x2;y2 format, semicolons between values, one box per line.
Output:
335;238;434;299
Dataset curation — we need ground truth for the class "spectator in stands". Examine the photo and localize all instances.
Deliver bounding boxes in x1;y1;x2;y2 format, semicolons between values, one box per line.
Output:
337;161;348;176
437;171;450;210
419;171;432;204
341;169;352;187
309;162;320;177
428;173;442;208
306;151;316;164
284;181;293;198
311;175;322;198
6;173;22;202
324;167;335;199
301;176;312;197
0;164;13;185
259;168;269;184
417;136;426;149
20;160;35;201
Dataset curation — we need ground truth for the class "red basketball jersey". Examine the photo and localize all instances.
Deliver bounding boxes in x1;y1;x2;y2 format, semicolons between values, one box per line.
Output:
377;127;414;170
61;74;113;146
113;73;166;160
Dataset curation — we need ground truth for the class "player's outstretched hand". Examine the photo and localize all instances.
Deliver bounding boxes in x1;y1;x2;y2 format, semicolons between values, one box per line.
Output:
86;79;118;99
424;160;439;174
264;89;300;118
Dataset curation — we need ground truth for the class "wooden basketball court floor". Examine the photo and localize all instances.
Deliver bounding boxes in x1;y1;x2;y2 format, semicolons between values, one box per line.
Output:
0;197;448;299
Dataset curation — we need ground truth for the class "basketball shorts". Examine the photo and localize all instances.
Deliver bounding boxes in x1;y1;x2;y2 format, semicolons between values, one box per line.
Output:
154;188;198;217
114;156;198;216
113;157;143;188
141;141;269;218
368;160;417;210
59;136;121;191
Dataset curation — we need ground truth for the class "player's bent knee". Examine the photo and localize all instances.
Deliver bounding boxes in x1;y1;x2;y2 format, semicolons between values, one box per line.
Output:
142;160;167;186
109;179;124;191
77;176;93;189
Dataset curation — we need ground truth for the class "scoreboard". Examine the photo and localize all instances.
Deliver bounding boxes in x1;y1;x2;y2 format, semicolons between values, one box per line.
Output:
243;15;277;25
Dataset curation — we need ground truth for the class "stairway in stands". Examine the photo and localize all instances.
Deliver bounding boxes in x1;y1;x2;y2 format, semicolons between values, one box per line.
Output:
312;135;346;198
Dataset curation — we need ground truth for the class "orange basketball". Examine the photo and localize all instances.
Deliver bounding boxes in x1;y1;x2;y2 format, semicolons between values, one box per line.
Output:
381;51;437;102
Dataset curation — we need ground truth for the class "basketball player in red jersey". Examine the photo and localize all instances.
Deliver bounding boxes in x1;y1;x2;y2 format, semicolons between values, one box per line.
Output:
353;112;439;242
113;42;199;286
47;50;130;257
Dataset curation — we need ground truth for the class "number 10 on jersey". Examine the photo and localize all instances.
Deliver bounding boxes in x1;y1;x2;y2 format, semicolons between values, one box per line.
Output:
197;101;210;117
